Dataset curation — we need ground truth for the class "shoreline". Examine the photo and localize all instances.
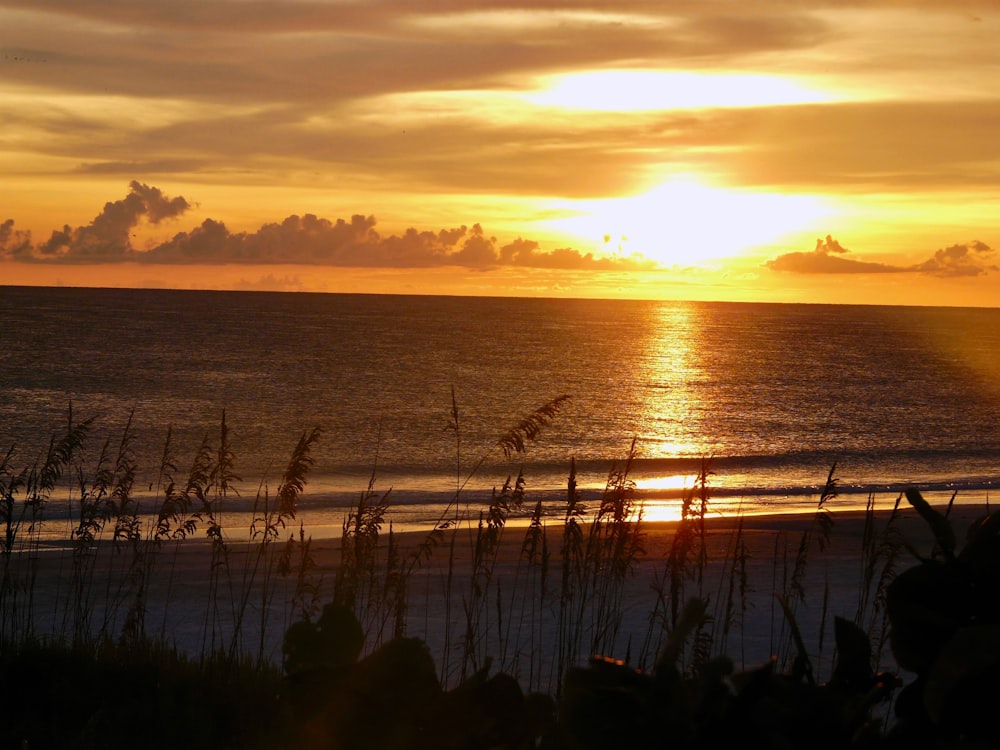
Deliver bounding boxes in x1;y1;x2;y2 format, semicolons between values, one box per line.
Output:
22;498;991;558
20;486;995;546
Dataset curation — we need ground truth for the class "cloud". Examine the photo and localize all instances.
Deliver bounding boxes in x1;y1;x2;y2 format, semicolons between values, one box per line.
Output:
766;235;997;277
0;219;33;259
765;235;902;274
911;240;998;278
34;181;191;260
499;237;653;270
4;0;1000;255
233;274;308;293
0;3;842;202
717;100;1000;193
6;183;654;272
78;159;205;175
2;4;832;104
148;215;656;271
7;2;999;205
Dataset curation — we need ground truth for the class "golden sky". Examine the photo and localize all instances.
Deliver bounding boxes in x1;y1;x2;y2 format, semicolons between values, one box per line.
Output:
2;2;999;305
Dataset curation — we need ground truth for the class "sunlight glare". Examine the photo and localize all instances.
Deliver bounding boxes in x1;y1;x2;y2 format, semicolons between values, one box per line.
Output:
634;304;706;458
523;70;836;111
632;501;685;524
546;179;832;266
634;474;700;493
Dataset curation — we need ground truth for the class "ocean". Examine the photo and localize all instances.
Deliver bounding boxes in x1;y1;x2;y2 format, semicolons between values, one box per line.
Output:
3;285;999;536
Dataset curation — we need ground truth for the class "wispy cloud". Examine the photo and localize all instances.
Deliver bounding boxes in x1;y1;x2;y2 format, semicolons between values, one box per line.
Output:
3;2;996;212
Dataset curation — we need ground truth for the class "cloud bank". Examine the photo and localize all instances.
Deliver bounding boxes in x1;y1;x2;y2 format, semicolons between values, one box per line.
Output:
0;182;655;272
5;2;998;204
766;235;997;277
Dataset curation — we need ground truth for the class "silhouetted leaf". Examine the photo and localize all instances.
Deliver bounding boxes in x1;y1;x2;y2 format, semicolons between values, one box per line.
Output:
924;623;1000;726
655;597;707;672
830;617;873;691
960;509;1000;563
904;488;956;561
776;594;815;685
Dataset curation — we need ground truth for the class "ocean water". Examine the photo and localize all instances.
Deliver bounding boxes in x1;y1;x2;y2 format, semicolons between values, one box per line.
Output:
2;285;1000;534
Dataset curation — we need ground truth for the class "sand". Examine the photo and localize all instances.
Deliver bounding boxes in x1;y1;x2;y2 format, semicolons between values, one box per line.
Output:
7;501;990;692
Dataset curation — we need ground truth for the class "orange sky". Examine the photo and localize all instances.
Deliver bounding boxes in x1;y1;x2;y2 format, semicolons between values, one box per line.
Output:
2;2;999;306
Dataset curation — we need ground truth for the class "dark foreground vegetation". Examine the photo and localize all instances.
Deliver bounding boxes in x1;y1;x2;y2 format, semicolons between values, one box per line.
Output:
2;403;999;748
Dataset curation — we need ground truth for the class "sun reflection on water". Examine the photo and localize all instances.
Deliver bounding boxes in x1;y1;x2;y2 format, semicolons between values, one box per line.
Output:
633;474;700;493
634;303;710;461
632;477;713;523
620;304;715;522
633;501;685;524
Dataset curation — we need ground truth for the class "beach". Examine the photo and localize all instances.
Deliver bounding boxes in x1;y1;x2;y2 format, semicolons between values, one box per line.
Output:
8;499;988;692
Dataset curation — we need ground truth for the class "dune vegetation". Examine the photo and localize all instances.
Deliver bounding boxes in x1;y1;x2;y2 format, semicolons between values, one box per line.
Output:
1;401;998;749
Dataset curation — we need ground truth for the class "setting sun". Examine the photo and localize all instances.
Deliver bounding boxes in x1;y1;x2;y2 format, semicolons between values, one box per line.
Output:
1;3;998;305
544;179;833;266
5;4;1000;745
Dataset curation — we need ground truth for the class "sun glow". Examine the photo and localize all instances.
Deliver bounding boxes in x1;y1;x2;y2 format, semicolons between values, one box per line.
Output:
634;474;701;493
546;179;832;266
523;70;836;111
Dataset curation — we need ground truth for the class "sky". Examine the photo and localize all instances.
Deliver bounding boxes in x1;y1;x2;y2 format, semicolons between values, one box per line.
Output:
2;1;999;305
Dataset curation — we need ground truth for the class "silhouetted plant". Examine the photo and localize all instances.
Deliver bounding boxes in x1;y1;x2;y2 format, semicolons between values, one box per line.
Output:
69;414;140;645
332;464;396;642
200;409;240;656
0;639;287;750
885;488;1000;747
282;603;554;750
8;401;1000;748
640;457;712;672
853;491;905;670
559;597;898;750
402;393;571;686
0;406;92;645
233;425;322;660
774;463;838;671
461;470;525;680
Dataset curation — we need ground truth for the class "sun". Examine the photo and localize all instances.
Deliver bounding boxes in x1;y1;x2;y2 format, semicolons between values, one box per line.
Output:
544;178;833;266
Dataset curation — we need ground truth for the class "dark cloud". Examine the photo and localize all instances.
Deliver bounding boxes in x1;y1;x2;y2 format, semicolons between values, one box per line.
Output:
766;235;997;277
450;225;499;268
148;214;657;270
814;235;848;255
499;237;652;270
910;241;998;278
0;219;33;259
7;183;653;272
143;218;234;263
34;181;191;260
